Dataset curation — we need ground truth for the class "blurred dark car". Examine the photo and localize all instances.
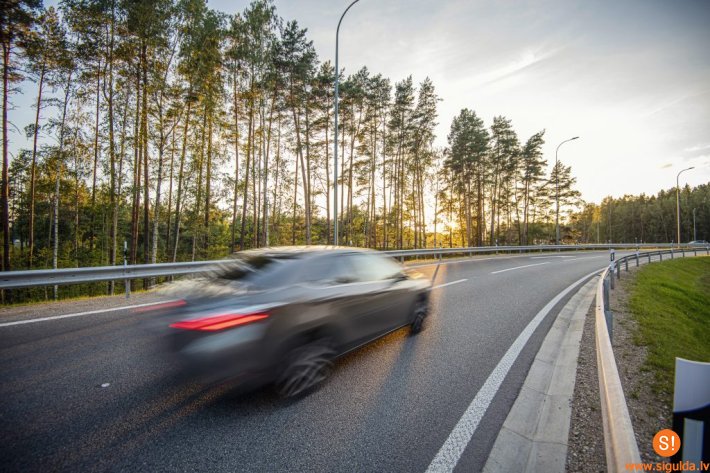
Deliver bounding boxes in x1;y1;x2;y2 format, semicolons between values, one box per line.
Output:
148;246;431;397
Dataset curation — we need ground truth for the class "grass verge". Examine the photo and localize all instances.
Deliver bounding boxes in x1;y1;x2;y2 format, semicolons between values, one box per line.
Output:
627;257;710;396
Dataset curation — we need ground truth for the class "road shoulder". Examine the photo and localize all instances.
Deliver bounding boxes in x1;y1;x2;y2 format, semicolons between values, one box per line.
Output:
483;276;598;472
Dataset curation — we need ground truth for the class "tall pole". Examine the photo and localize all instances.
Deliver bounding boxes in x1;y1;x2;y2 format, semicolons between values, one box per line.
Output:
676;166;694;247
693;208;697;241
555;136;579;245
334;0;360;246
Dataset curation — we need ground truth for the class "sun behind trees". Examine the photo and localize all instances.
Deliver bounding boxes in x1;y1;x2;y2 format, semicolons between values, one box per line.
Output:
3;0;704;287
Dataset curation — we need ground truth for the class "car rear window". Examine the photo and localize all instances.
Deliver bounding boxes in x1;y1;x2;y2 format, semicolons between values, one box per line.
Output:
213;254;302;287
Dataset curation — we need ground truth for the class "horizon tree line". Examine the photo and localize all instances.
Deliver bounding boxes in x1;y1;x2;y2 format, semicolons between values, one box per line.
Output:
3;0;703;300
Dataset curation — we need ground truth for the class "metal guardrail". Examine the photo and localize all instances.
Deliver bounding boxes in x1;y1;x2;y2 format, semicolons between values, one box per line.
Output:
0;243;681;291
595;246;709;472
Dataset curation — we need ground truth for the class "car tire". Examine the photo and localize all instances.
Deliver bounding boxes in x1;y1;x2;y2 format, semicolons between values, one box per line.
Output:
409;300;429;335
275;338;335;398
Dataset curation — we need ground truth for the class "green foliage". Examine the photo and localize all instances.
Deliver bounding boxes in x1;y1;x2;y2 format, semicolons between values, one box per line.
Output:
570;184;710;244
0;0;641;305
627;257;710;396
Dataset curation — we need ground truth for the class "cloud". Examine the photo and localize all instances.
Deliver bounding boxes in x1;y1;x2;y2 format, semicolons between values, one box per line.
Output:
684;144;710;153
476;48;560;88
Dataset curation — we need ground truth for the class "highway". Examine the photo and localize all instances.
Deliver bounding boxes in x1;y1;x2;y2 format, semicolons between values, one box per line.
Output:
0;251;620;472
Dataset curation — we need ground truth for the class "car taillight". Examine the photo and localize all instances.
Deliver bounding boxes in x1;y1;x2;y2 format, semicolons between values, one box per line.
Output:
133;299;187;313
169;313;269;331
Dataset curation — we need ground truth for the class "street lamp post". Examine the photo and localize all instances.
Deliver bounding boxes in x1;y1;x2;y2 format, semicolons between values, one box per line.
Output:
693;208;697;241
333;0;360;246
555;136;579;245
676;166;694;247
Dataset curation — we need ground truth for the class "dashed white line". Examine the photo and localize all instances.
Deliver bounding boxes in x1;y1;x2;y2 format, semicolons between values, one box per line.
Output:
432;279;468;289
424;268;603;473
0;300;177;327
562;255;606;262
409;255;522;268
530;255;575;259
490;262;550;274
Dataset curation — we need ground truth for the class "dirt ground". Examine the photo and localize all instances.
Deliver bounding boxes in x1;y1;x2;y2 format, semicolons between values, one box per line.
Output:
566;265;671;471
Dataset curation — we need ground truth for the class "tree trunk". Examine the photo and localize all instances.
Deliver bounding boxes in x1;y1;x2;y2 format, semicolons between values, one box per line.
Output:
90;59;101;253
1;44;10;271
203;115;212;252
192;106;207;261
130;64;141;266
239;77;255;251
28;65;45;267
53;71;72;299
172;94;191;262
231;69;240;252
106;6;117;293
141;43;150;288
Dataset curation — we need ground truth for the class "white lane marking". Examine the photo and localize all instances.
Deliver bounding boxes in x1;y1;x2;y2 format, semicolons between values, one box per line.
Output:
0;280;467;328
409;255;521;268
562;255;606;262
490;262;550;274
0;300;178;328
530;255;575;259
425;268;603;473
432;279;467;290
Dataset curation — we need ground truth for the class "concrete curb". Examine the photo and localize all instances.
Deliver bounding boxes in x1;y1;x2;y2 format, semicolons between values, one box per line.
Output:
483;276;599;473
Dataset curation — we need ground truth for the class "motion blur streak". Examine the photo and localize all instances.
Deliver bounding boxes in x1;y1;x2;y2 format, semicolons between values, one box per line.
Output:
157;246;431;397
169;313;269;331
132;299;186;313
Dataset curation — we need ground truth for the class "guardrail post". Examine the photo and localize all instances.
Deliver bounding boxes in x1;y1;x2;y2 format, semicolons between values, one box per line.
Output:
660;252;663;261
648;253;652;263
603;277;613;342
635;253;639;267
670;248;674;259
610;265;615;289
625;258;628;272
124;241;130;299
681;248;685;257
616;261;621;280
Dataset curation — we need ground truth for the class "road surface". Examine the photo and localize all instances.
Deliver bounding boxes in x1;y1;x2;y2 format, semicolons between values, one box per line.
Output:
0;251;620;472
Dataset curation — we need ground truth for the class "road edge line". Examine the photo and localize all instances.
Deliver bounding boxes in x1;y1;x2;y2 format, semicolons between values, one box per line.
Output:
424;268;603;473
482;276;598;472
0;300;178;327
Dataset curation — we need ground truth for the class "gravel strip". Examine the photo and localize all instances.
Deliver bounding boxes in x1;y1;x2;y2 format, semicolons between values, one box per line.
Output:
567;266;671;471
566;300;606;472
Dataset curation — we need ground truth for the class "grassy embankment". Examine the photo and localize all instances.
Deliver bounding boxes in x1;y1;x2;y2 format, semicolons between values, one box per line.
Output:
627;257;710;396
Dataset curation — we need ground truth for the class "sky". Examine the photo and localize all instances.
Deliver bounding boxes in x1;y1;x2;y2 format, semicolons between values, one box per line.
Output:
209;0;710;203
9;0;710;205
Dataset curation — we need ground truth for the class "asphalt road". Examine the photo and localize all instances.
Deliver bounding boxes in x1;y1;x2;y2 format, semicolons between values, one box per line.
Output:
0;251;622;472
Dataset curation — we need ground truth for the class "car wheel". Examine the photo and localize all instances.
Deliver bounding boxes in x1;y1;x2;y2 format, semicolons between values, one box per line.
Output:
410;300;429;335
276;339;335;398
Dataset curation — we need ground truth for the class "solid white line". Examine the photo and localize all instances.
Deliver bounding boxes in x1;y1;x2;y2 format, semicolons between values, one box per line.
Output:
0;300;177;328
424;268;603;473
490;262;550;274
432;279;467;289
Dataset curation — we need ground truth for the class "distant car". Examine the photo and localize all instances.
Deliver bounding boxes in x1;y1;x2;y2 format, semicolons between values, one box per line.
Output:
146;247;431;397
688;240;709;246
